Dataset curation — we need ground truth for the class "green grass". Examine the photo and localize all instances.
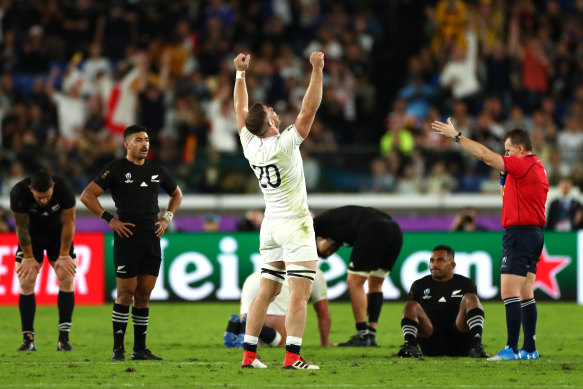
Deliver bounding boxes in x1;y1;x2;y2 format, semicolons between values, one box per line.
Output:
0;302;582;388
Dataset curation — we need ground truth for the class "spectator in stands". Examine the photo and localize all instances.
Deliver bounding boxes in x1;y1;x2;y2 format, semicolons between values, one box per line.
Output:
439;25;481;115
546;177;582;231
449;207;486;232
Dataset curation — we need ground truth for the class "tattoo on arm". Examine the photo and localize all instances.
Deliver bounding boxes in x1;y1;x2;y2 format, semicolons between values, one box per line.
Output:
14;213;32;246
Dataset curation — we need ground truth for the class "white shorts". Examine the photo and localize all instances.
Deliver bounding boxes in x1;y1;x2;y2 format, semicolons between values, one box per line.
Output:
259;214;318;264
240;271;289;316
240;269;328;316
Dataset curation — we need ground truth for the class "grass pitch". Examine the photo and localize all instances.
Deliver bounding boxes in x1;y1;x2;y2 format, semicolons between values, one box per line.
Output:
0;302;581;388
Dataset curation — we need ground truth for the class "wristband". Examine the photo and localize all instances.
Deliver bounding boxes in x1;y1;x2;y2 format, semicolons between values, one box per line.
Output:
58;255;69;259
453;132;462;143
499;173;507;186
236;70;245;80
100;210;114;223
163;211;174;223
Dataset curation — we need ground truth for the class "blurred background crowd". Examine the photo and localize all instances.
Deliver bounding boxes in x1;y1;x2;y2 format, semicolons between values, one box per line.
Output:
1;0;583;200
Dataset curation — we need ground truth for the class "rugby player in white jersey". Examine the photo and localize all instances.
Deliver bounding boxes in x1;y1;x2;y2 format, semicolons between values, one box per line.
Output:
233;51;324;369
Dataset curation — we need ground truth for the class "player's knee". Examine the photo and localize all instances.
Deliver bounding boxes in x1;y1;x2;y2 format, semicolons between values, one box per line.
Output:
56;271;75;289
461;293;481;309
402;300;423;318
18;278;36;294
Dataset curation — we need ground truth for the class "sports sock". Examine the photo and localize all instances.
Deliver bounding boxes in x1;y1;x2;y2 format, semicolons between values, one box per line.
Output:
356;321;368;335
259;325;281;347
58;291;74;341
401;318;418;345
243;335;258;353
367;292;383;323
132;307;149;351
285;336;302;355
503;297;522;352
521;298;537;352
112;303;129;350
466;308;485;347
19;293;36;338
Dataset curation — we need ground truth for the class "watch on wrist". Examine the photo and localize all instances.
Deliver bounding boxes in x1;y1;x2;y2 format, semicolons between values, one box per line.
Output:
453;132;462;143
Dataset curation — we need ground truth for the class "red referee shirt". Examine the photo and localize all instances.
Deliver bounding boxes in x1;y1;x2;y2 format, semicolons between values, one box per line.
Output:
502;154;549;228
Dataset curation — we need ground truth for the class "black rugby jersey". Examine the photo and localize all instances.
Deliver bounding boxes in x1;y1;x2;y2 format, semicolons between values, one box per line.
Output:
93;158;177;229
9;176;76;235
313;205;393;246
409;274;477;326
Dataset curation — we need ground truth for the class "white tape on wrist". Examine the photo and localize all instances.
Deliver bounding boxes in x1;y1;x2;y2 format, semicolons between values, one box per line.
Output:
236;70;245;80
163;211;174;223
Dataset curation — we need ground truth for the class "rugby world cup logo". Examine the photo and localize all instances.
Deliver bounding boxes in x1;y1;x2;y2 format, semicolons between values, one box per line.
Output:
422;288;431;299
125;172;133;183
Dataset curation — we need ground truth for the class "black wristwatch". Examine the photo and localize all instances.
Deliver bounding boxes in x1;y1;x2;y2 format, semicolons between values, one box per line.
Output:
453;132;462;143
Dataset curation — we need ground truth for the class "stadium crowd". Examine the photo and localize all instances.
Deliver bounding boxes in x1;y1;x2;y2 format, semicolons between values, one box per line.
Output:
1;0;583;196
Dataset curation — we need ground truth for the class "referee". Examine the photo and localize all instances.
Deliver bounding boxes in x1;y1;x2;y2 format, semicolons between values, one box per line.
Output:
81;124;182;361
432;118;548;361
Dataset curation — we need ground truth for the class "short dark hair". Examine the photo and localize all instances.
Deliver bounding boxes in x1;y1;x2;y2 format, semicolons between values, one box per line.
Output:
433;244;455;260
30;170;53;192
123;124;148;141
503;128;532;151
245;102;267;136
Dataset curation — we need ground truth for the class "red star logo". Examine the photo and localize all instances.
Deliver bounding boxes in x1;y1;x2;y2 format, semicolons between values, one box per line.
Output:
534;245;571;299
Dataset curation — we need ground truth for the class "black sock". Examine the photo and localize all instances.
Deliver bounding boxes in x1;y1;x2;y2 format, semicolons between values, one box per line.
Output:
401;318;418;345
243;343;258;353
19;293;36;337
259;326;276;344
466;308;485;347
132;307;149;351
367;292;383;323
356;321;368;333
58;291;75;341
521;298;537;352
504;297;522;352
286;344;301;355
112;303;129;350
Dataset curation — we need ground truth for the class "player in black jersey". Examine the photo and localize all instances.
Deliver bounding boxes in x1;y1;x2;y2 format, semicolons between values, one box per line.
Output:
397;245;489;358
313;205;403;347
81;124;182;361
10;169;77;352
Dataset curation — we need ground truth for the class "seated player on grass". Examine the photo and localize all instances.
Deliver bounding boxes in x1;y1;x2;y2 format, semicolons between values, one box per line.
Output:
397;245;489;358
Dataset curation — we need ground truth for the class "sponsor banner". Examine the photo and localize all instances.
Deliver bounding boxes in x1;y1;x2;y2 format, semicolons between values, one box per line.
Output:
0;233;105;305
105;232;581;302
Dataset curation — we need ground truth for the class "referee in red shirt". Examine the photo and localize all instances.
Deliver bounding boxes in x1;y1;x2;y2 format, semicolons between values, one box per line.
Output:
432;118;548;361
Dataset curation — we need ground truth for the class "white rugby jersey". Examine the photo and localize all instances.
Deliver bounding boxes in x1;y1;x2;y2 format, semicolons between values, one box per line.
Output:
240;124;309;218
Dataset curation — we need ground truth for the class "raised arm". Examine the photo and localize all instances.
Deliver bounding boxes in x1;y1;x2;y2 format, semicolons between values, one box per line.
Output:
432;117;505;172
294;51;324;138
233;53;250;134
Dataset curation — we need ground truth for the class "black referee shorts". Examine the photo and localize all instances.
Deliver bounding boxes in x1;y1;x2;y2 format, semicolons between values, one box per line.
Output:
113;229;162;278
349;219;403;272
501;226;544;276
16;233;77;264
419;324;472;357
